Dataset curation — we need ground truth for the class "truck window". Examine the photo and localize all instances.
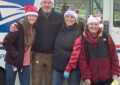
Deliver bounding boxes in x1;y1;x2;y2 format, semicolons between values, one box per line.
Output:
113;0;120;27
54;0;103;18
92;0;103;16
54;0;91;18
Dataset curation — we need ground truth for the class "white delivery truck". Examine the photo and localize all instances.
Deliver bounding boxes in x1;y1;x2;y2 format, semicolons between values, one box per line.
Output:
0;0;120;85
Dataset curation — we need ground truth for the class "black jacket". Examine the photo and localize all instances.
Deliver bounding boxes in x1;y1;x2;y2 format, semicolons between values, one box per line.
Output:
32;9;63;53
53;26;81;71
83;33;108;60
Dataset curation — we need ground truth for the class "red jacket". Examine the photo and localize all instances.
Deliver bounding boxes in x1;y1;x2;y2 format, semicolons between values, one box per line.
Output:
79;32;120;82
65;35;82;73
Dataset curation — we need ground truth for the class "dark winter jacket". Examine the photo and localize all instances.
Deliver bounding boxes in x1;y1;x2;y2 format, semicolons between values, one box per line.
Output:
3;22;25;69
52;26;81;72
32;8;63;53
65;35;82;73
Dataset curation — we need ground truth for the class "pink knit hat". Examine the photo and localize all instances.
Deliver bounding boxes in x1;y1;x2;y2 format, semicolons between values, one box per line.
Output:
64;10;78;20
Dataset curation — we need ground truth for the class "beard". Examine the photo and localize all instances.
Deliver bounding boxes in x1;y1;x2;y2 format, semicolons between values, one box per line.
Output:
42;7;52;13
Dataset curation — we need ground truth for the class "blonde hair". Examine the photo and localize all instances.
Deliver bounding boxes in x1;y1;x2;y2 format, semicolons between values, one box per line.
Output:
20;16;34;46
83;19;87;36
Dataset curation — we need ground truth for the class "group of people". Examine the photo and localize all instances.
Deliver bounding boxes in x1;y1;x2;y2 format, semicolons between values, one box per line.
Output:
3;0;120;85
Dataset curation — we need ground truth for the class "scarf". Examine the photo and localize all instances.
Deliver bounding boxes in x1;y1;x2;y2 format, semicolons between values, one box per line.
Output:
83;29;102;47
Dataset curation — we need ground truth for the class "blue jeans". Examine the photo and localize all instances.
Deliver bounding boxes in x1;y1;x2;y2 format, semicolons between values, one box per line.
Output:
5;63;30;85
52;68;81;85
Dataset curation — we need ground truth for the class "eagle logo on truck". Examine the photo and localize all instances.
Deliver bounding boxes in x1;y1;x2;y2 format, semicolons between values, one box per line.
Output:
0;0;34;32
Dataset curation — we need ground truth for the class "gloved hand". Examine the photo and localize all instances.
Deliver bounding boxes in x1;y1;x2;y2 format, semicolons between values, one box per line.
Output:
63;71;70;79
